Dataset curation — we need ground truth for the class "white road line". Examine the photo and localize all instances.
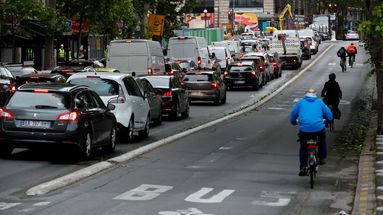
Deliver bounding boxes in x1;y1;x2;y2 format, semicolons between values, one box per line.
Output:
268;107;287;110
0;202;21;210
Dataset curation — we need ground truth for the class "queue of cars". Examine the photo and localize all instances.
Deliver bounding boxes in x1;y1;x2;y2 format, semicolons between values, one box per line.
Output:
0;30;322;159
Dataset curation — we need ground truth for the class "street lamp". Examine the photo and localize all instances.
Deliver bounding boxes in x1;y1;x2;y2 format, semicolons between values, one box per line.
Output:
203;9;208;29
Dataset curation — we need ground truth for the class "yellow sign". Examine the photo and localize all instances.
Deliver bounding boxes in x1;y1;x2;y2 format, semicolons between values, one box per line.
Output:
148;14;165;36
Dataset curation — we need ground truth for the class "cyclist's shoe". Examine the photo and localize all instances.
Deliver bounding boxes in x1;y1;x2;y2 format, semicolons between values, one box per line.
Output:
318;159;326;165
298;168;308;176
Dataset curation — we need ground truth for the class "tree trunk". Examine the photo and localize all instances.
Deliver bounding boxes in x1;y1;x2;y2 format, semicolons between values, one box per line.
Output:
44;0;56;69
375;41;383;134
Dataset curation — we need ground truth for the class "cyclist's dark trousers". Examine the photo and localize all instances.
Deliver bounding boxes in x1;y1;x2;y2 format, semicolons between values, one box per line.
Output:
348;54;355;65
299;128;326;170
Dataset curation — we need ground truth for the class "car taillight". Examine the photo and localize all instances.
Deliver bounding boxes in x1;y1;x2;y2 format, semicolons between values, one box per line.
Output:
197;57;202;65
211;82;219;88
109;86;126;103
168;69;174;75
0;108;13;119
293;59;297;62
57;110;80;122
251;71;257;76
223;71;229;76
62;69;74;73
258;66;264;71
34;89;49;93
148;67;153;74
164;91;172;97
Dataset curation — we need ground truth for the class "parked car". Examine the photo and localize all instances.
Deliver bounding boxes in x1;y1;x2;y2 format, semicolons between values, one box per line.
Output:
183;70;226;105
107;39;165;76
95;68;120;73
134;77;163;125
15;73;67;88
223;61;263;90
6;66;37;79
268;53;283;79
242;52;274;82
67;73;151;141
300;39;311;60
344;30;360;40
0;65;16;107
238;55;267;86
0;83;117;158
143;75;189;120
51;60;100;78
175;59;198;74
165;62;184;79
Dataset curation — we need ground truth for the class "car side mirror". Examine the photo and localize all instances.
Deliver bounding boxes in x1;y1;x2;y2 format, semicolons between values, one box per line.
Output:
106;103;116;111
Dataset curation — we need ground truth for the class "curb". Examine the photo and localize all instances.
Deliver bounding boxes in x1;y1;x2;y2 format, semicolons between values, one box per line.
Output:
25;44;335;196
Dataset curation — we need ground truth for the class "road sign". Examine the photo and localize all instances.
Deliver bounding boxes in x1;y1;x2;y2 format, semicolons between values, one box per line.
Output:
148;14;165;37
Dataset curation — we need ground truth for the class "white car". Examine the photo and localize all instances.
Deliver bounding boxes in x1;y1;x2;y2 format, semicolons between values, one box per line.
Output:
208;46;233;71
67;73;150;141
344;30;360;40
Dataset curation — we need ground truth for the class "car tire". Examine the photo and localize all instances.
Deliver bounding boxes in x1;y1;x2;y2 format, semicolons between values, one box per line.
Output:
171;103;179;120
103;126;116;153
138;116;150;138
126;117;134;141
0;145;13;158
214;94;221;105
80;129;92;159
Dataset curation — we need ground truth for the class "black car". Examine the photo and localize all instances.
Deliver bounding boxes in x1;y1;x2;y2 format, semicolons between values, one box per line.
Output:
300;39;311;60
223;61;263;90
183;70;227;105
175;60;198;74
143;75;189;120
15;73;67;88
0;83;117;159
165;62;184;79
51;60;102;78
0;65;16;107
135;77;163;125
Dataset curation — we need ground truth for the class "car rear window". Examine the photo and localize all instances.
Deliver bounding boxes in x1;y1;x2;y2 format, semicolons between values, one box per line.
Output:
229;66;253;72
144;77;170;88
69;78;119;96
7;91;70;110
184;74;212;82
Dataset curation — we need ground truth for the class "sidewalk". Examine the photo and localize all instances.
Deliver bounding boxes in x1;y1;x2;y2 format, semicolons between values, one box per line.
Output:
352;115;377;215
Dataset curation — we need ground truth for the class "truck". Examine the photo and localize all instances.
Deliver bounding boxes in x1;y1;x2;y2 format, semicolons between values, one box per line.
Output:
269;30;302;69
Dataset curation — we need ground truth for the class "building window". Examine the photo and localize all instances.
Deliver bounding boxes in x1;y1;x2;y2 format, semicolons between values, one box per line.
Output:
230;0;263;8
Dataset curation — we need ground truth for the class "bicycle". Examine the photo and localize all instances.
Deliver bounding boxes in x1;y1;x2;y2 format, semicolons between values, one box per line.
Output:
327;105;335;131
340;58;346;72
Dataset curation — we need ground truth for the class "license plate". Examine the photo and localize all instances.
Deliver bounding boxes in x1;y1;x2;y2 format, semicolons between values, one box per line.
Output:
17;120;51;129
234;80;245;84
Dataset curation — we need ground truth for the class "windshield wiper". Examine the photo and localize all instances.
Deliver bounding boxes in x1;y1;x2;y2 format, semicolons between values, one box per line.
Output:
35;105;59;109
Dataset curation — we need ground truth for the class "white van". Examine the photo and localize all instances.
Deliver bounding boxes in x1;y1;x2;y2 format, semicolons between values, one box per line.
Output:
107;39;165;76
167;36;210;69
208;46;233;71
211;40;240;55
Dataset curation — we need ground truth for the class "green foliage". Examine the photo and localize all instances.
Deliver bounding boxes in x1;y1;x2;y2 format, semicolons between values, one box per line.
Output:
0;0;54;38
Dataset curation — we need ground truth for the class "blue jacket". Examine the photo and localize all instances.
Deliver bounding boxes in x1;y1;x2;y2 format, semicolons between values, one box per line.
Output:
290;96;333;132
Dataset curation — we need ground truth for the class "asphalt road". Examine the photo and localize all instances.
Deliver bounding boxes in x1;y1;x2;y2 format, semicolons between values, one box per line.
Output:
0;40;371;214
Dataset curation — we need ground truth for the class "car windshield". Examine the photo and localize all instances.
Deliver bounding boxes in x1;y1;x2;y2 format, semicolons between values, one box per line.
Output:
69;78;119;96
7;91;70;110
178;62;190;69
184;74;212;82
229;66;253;72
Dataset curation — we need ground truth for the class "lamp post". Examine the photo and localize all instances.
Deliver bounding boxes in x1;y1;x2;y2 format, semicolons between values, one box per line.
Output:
203;9;208;29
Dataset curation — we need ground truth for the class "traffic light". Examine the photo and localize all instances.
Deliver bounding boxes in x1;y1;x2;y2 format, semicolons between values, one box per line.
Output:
228;10;233;21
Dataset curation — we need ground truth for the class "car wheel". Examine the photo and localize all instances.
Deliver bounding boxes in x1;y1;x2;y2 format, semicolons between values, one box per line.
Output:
279;69;282;78
171;103;179;120
214;94;221;105
181;103;189;118
0;145;13;158
138;116;150;138
103;126;116;153
80;129;92;159
126;117;134;141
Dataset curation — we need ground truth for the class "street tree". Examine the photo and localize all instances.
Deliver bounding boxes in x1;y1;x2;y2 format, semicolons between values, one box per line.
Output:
0;0;54;64
358;0;383;133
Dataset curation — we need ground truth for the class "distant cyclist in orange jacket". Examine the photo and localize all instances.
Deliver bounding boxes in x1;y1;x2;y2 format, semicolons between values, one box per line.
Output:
346;43;357;68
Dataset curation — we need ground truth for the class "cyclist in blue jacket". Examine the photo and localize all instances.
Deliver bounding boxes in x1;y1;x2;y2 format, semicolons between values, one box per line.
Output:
290;89;333;176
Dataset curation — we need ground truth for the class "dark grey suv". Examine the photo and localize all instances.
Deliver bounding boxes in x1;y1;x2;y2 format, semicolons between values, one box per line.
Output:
0;65;16;107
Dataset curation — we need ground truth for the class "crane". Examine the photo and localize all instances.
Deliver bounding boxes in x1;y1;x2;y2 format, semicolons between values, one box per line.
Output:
278;4;295;30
